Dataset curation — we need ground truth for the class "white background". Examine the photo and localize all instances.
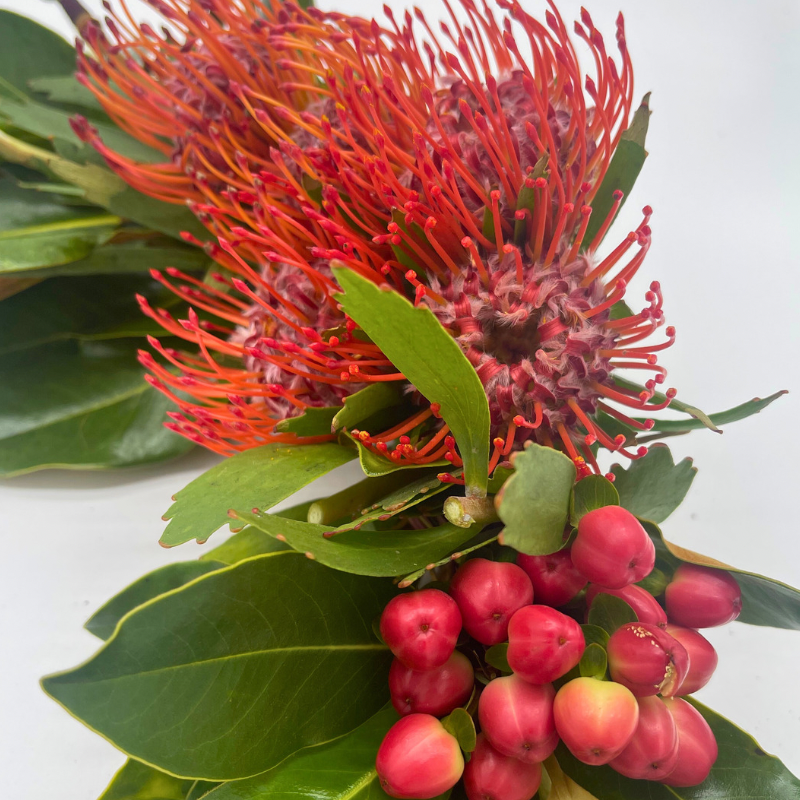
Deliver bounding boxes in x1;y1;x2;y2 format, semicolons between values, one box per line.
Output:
1;0;800;797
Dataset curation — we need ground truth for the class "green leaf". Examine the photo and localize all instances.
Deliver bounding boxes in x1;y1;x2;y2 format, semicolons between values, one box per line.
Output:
28;75;106;114
583;94;650;249
556;699;800;799
331;382;405;433
578;643;607;680
85;561;225;641
203;705;397;800
570;475;619;526
611;444;696;523
185;781;219;800
587;593;637;635
484;643;512;674
496;444;576;555
97;759;193;800
442;707;476;753
580;624;610;649
42;552;395;781
160;442;356;547
231;511;478;577
200;528;290;565
541;755;599;800
352;436;449;477
333;266;490;497
275;406;339;437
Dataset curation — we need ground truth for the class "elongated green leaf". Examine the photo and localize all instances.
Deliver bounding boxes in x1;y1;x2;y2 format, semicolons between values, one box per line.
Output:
275;406;339;437
556;699;800;799
332;383;404;432
497;444;576;555
28;75;106;114
42;552;395;780
334;267;490;497
578;644;607;680
611;444;696;523
570;475;619;526
160;442;356;546
200;528;289;564
204;705;397;800
86;561;225;640
98;759;193;800
587;593;637;635
542;755;599;800
485;644;511;674
185;781;220;800
352;437;449;477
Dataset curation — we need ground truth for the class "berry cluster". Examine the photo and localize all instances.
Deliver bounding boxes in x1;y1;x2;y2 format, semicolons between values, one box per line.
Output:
375;506;743;799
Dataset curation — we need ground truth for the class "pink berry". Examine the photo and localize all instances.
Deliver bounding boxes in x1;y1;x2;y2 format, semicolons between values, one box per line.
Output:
609;696;679;781
554;677;639;765
665;625;719;695
586;584;667;627
572;506;655;589
389;651;474;717
661;698;718;787
665;564;742;628
463;734;542;800
450;558;533;645
607;623;689;697
478;674;558;764
380;589;462;670
376;714;464;799
507;605;585;685
516;549;587;607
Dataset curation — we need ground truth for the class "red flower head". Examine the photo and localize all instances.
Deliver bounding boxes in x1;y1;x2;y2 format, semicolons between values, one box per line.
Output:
77;0;675;477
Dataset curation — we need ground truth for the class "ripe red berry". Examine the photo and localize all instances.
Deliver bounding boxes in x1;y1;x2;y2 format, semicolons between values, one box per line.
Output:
463;734;542;800
607;622;689;697
478;674;558;764
376;714;464;799
661;698;718;787
609;696;679;781
516;549;587;607
449;558;533;645
572;506;655;589
553;677;639;765
389;651;474;717
507;605;585;685
380;589;462;670
665;564;742;628
665;625;718;695
586;584;667;627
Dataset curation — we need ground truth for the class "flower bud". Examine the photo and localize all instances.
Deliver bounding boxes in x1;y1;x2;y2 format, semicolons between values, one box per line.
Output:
607;623;689;697
554;677;639;765
516;549;587;607
664;625;718;695
586;584;667;627
463;734;542;800
572;506;655;589
478;674;558;764
507;605;585;684
609;696;679;780
661;698;718;787
665;564;742;628
389;651;474;717
380;589;462;670
376;714;464;799
450;558;533;645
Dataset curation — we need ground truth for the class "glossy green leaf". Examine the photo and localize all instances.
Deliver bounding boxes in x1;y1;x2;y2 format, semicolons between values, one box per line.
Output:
583;94;650;249
231;511;477;578
485;643;511;674
352;436;449;478
334;267;490;497
587;593;637;635
497;444;576;555
542;755;599;800
578;643;607;680
570;475;619;526
203;705;397;800
556;699;800;799
160;442;356;547
185;781;219;800
331;383;405;433
611;444;696;523
85;561;225;640
42;552;395;781
442;707;476;753
581;624;610;649
399;528;498;587
275;406;339;437
97;759;193;800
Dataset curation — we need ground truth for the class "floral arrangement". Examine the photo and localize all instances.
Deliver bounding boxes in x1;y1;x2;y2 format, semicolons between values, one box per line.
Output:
1;0;798;797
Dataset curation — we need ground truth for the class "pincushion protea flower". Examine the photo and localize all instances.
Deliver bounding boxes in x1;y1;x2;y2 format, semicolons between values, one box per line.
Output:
73;0;676;477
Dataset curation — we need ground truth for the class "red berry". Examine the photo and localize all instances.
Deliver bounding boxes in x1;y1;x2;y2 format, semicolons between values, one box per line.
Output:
389;651;474;717
661;698;718;787
572;506;655;589
665;625;718;695
609;696;679;780
478;674;558;764
380;589;462;670
450;558;533;645
554;677;639;765
586;584;667;627
607;622;689;697
376;714;464;799
463;734;542;800
516;549;587;607
507;605;585;684
665;564;742;628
